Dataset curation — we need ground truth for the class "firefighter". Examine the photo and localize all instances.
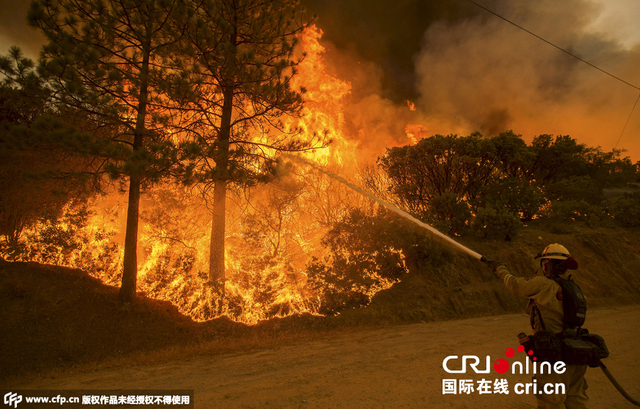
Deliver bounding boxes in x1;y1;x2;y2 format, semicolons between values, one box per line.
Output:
488;243;588;409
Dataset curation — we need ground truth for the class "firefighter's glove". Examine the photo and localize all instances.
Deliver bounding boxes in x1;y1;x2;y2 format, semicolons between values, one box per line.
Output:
484;260;506;274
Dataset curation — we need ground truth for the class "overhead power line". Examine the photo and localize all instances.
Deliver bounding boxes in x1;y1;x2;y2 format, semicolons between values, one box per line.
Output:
615;93;640;149
465;0;640;91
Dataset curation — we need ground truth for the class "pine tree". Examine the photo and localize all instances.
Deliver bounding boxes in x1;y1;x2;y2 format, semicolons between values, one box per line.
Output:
1;47;59;244
181;0;317;294
29;0;190;303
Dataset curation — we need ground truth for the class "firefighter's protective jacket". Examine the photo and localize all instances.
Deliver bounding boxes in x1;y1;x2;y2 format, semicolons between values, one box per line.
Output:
495;264;566;335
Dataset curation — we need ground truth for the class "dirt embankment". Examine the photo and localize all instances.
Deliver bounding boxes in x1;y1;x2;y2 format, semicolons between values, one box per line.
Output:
0;261;249;380
1;225;639;385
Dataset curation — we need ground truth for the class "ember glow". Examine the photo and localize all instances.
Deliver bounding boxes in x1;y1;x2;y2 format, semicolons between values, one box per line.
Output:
4;26;414;324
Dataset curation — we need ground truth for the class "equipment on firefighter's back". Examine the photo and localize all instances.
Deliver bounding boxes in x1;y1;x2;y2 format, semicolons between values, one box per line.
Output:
519;262;608;367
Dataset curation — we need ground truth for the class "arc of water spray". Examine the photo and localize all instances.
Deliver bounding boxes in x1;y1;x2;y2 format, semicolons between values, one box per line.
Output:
281;153;486;261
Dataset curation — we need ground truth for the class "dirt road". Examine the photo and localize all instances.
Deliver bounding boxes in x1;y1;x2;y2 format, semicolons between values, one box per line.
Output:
19;305;640;408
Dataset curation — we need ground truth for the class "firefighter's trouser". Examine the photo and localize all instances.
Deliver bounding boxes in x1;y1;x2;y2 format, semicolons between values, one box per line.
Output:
535;364;588;409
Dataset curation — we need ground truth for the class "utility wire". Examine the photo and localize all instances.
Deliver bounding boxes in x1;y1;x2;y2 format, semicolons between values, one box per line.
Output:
465;0;640;148
615;93;640;149
465;0;640;91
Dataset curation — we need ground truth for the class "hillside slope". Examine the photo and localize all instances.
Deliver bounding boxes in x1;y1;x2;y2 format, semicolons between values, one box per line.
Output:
342;225;640;323
0;261;248;380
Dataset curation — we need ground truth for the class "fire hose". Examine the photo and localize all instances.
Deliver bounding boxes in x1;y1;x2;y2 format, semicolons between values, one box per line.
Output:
599;362;640;406
284;153;640;405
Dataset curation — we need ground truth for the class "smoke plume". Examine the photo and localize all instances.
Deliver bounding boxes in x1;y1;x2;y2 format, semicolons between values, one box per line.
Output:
413;0;640;159
315;0;640;161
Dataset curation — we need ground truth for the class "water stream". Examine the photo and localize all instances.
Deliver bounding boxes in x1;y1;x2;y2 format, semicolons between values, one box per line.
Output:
282;153;484;260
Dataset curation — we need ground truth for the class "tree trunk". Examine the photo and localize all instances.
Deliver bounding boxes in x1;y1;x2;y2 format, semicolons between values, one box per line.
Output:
117;30;152;303
208;178;227;288
207;85;234;294
207;12;238;299
118;174;141;303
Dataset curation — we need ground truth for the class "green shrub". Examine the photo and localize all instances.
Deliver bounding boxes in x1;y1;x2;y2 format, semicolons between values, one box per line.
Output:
548;199;605;226
305;209;410;315
544;176;604;205
428;193;471;235
610;191;640;227
481;177;545;221
472;206;521;240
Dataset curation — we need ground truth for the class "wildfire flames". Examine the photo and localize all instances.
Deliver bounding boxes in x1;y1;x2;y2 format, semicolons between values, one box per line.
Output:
5;25;416;324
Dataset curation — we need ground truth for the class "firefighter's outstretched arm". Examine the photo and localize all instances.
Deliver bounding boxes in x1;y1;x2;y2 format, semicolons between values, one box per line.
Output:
484;261;547;298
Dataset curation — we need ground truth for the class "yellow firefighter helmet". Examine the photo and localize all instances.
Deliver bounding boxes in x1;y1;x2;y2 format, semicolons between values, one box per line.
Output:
537;243;571;261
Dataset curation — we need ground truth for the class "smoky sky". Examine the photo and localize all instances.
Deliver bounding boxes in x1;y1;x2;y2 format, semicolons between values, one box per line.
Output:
300;0;487;102
412;0;640;158
302;0;640;160
2;0;639;159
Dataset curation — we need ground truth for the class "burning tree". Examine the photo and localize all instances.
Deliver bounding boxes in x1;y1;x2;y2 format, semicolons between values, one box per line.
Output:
29;0;191;302
4;1;408;322
178;0;318;294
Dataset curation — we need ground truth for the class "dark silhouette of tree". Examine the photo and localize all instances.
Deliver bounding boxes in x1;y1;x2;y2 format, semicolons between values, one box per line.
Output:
306;208;408;315
379;133;498;232
378;131;639;237
0;47;93;246
527;134;590;182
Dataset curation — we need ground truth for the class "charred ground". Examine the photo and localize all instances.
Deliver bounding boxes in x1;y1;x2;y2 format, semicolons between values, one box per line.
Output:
2;223;639;383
